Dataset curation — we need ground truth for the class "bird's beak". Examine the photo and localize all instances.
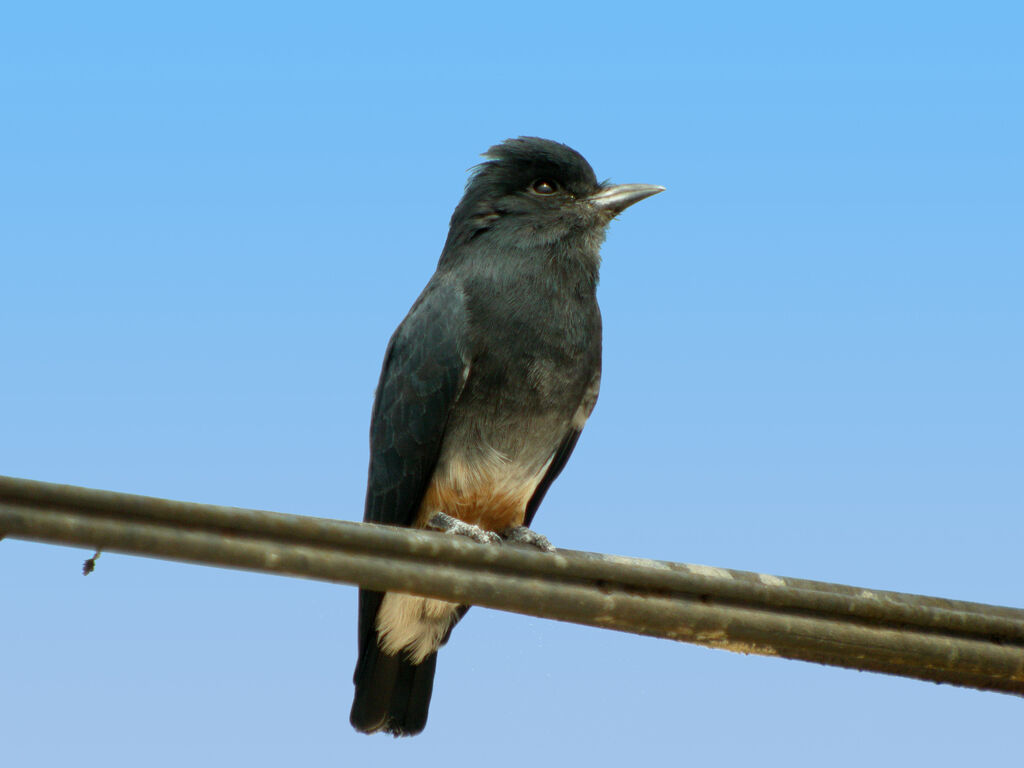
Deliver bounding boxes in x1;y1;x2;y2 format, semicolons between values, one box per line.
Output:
587;183;665;214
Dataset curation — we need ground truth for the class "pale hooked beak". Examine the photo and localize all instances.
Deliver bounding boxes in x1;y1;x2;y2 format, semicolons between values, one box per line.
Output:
587;183;665;214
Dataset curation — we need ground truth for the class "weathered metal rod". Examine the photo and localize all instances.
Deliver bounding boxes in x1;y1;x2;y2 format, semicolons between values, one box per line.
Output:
2;474;1022;695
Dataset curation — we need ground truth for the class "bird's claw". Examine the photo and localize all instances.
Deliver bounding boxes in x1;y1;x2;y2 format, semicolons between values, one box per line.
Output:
427;512;502;545
501;526;555;552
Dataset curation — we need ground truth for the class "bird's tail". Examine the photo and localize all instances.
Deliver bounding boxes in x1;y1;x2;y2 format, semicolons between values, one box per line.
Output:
350;639;438;737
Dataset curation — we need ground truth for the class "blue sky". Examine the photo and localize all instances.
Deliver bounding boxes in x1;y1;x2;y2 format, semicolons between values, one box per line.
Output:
2;2;1022;765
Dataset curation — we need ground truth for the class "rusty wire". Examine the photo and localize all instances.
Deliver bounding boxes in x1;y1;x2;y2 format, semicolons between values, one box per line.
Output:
2;474;1023;695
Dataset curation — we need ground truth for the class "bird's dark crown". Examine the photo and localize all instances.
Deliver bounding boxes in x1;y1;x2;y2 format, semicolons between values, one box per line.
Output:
467;137;600;200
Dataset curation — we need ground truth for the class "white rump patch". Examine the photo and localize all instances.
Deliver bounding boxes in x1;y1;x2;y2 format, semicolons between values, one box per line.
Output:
376;593;460;664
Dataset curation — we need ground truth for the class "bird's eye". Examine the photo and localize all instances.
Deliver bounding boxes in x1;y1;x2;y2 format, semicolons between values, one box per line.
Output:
530;179;559;195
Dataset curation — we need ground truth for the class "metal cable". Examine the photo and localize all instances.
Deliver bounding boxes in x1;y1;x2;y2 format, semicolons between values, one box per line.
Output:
2;474;1022;694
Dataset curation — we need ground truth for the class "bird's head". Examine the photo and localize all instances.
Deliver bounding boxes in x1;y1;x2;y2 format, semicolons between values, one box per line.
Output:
442;137;663;270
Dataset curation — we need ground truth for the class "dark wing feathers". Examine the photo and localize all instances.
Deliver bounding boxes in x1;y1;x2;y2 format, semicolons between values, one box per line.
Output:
364;281;469;527
524;368;597;527
354;281;470;731
523;428;581;528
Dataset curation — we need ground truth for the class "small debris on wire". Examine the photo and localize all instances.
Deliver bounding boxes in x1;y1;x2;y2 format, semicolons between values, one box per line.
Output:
82;551;102;575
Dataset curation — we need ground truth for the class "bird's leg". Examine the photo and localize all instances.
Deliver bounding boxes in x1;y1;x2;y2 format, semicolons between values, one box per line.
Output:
500;526;555;553
426;512;502;545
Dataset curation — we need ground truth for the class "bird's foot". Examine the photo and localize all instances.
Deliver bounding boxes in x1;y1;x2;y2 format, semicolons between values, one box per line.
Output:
501;525;555;553
427;512;502;545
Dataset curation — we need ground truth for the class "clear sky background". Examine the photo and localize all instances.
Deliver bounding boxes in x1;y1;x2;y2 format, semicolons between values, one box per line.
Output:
2;2;1021;765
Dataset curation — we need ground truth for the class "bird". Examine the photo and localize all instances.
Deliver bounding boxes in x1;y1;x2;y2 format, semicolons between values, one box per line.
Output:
350;137;663;736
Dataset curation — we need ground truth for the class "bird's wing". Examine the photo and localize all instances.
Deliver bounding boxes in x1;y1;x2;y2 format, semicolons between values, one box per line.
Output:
364;280;469;528
523;369;600;527
355;281;469;687
522;429;581;528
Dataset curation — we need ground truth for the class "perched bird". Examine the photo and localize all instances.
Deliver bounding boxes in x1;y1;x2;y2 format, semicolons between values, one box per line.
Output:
350;137;663;736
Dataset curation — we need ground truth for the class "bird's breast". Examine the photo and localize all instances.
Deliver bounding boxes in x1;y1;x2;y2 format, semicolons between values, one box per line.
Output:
416;269;600;531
